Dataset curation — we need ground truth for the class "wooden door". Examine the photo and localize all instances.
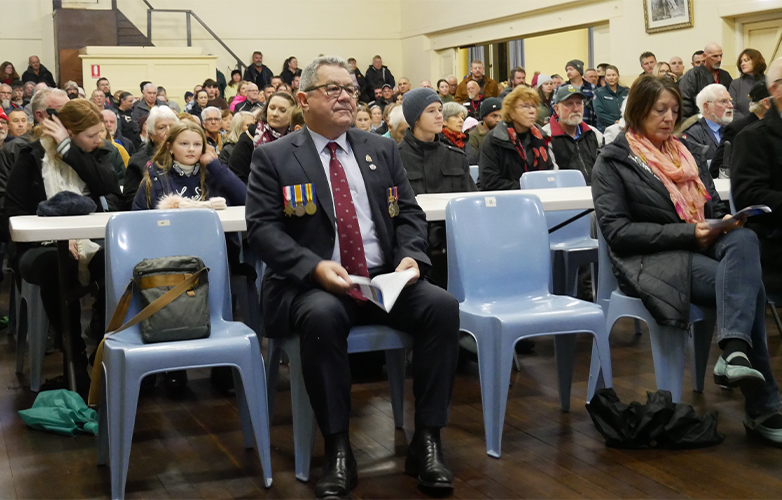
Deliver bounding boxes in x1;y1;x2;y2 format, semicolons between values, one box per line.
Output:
743;18;782;62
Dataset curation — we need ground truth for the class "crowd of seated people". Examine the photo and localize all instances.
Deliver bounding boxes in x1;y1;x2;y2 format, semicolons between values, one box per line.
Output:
0;41;781;499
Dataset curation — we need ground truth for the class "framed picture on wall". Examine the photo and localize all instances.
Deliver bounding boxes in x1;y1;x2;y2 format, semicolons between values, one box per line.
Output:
643;0;694;34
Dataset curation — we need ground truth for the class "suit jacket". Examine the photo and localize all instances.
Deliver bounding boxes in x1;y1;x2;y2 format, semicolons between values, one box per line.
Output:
709;113;759;178
245;127;430;337
681;117;721;166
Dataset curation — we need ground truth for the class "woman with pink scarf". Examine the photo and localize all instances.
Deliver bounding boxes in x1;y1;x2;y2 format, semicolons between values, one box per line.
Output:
592;76;782;446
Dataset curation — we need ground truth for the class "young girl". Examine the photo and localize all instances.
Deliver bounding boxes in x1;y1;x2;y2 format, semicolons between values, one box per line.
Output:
354;106;372;131
133;121;246;210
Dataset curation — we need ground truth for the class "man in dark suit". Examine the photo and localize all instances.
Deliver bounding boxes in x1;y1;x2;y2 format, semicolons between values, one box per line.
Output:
245;56;459;499
710;81;771;178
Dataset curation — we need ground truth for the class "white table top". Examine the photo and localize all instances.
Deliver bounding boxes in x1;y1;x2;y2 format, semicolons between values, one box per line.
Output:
9;179;731;242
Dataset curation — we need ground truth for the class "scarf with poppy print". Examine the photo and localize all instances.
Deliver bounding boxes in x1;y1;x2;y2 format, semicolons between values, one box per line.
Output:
507;124;549;172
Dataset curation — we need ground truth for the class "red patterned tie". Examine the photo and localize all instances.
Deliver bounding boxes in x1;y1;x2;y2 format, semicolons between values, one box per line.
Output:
327;142;369;301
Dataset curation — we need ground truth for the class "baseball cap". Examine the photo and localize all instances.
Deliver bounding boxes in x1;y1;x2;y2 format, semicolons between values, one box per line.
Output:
553;84;586;105
0;111;8;123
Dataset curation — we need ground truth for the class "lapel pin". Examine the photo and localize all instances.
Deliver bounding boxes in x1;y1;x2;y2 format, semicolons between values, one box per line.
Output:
365;154;372;162
369;164;377;170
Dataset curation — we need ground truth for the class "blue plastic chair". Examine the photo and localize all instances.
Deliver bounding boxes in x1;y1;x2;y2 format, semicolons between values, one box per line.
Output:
97;210;272;499
469;165;479;185
520;170;597;297
445;192;613;458
266;325;411;481
589;229;715;403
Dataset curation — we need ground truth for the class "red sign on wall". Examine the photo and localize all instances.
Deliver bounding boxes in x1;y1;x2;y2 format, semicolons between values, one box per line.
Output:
91;65;100;79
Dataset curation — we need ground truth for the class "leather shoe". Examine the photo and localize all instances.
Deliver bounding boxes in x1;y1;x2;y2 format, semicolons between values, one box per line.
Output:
405;428;454;492
744;413;782;447
315;433;357;499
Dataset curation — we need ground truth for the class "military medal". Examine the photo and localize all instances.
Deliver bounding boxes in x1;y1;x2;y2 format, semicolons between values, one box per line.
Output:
366;154;372;162
304;183;317;215
283;186;294;216
387;187;399;217
293;184;306;216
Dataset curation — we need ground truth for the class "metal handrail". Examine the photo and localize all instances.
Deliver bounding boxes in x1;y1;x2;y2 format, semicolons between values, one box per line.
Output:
144;3;246;71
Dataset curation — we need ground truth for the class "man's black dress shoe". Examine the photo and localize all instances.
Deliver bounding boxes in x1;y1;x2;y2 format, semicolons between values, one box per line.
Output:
405;428;454;492
315;432;357;499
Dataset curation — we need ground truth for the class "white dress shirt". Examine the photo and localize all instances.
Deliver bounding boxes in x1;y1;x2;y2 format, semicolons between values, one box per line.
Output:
309;129;384;268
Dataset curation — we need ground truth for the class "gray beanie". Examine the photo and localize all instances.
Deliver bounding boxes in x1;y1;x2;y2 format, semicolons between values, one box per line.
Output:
566;59;584;76
402;87;442;128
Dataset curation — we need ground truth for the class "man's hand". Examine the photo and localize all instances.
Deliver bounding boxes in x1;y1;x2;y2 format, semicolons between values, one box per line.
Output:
312;260;352;294
395;257;420;286
695;222;721;250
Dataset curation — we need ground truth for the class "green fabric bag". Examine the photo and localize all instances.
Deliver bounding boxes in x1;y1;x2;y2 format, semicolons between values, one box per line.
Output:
18;389;98;436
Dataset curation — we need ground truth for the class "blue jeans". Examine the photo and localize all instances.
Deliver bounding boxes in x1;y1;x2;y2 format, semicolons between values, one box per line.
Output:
690;228;782;417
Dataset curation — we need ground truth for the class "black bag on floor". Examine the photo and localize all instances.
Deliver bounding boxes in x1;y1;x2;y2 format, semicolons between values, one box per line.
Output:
586;388;724;449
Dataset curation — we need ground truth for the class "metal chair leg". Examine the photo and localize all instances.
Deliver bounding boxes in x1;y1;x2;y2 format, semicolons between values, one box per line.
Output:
769;300;782;337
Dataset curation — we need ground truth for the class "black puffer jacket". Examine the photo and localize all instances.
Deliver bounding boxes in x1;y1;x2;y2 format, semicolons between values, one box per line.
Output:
398;129;476;195
2;139;122;247
592;132;727;329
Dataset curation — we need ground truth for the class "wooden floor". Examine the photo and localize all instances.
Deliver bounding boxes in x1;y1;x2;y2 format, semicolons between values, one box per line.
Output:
1;275;782;499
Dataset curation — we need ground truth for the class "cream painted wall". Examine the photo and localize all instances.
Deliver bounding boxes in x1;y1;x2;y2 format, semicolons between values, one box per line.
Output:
524;29;589;80
0;0;55;78
116;0;403;81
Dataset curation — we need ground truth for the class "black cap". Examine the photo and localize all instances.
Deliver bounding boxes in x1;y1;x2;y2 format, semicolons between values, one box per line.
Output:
479;98;502;119
748;81;770;102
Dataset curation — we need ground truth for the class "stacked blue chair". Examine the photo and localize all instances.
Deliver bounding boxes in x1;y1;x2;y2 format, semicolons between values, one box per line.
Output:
97;209;272;499
266;325;411;481
445;192;613;458
588;229;715;402
520;170;597;297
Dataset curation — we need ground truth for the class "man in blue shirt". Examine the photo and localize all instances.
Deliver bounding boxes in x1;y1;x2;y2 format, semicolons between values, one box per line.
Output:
681;83;735;164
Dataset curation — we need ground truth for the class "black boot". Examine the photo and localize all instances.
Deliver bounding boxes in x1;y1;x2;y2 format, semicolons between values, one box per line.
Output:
315;432;357;499
405;427;454;493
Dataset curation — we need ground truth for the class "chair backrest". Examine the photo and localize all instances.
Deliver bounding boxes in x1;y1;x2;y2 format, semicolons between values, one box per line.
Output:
104;209;232;331
469;165;479;184
723;140;732;172
446;192;550;302
596;228;619;311
520;170;591;245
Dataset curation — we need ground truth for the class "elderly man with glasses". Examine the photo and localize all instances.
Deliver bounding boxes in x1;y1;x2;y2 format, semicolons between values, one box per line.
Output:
245;55;459;499
681;83;734;164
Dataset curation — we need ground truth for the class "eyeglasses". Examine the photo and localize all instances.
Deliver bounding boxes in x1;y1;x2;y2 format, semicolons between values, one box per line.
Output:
203;118;221;123
304;83;360;99
709;99;734;106
514;103;537;111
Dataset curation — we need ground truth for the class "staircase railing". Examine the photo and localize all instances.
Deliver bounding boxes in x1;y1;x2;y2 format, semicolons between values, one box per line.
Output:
141;0;246;71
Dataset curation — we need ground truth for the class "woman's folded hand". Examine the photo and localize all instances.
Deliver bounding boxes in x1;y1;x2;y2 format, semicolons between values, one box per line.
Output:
695;222;721;250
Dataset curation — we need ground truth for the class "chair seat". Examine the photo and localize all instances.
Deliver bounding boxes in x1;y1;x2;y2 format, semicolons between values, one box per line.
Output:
550;237;598;252
461;293;606;331
609;289;705;323
104;321;257;372
348;325;413;352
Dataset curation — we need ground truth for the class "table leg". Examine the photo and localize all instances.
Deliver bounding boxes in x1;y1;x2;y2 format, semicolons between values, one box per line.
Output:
57;240;77;392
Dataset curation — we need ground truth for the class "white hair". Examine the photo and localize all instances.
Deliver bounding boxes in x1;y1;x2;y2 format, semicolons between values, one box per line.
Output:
142;82;157;93
767;57;782;90
146;105;179;138
299;55;350;95
442;101;468;122
387;105;407;130
696;83;727;113
200;106;221;122
31;88;67;115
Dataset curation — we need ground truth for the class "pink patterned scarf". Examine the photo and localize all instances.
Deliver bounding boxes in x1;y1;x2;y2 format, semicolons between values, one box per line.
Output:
626;130;711;223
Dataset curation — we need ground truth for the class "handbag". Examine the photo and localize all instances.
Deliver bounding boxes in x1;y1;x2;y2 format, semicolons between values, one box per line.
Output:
87;256;210;406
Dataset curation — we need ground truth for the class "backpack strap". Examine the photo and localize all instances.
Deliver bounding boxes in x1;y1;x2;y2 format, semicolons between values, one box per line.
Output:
87;268;207;407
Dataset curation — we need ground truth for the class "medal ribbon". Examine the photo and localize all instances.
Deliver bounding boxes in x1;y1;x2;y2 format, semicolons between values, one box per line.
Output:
305;183;316;208
293;184;304;209
283;186;293;209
